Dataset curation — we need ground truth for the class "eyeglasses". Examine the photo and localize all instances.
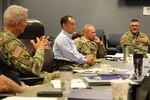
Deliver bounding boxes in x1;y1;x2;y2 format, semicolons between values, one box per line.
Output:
130;25;140;27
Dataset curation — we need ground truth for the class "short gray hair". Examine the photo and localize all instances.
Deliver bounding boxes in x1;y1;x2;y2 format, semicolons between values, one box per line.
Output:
3;5;28;25
83;24;94;33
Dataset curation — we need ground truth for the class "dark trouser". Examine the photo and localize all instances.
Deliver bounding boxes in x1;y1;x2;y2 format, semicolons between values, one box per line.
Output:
53;59;75;71
0;52;21;86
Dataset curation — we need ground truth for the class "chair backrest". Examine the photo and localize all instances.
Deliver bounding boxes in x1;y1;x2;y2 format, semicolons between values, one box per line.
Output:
116;45;123;53
108;33;122;47
18;19;44;39
72;32;83;40
19;19;54;72
96;29;107;48
96;29;105;40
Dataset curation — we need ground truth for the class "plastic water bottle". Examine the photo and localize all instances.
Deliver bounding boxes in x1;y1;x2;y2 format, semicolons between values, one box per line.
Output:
124;45;129;62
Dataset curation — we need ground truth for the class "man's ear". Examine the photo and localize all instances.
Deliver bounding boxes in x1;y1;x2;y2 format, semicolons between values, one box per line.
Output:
62;23;66;27
16;21;20;29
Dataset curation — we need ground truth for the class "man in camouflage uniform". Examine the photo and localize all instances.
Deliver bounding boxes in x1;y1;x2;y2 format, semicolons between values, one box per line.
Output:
0;5;59;83
74;24;106;61
120;19;149;54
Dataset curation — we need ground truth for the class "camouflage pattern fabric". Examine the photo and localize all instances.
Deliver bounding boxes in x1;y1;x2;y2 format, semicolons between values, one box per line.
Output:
74;36;106;59
0;29;60;83
120;31;149;55
0;29;44;76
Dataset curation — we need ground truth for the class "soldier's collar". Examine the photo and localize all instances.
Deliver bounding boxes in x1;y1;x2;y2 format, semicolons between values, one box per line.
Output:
1;28;9;33
131;31;139;36
82;36;90;42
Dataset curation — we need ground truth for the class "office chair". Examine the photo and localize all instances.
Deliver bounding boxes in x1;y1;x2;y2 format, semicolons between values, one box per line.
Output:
107;33;122;55
18;19;45;39
18;19;55;85
72;32;83;40
96;29;107;49
18;19;54;72
116;45;122;53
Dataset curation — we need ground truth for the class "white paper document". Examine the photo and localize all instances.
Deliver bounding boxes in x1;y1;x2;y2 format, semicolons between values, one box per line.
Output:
71;79;87;88
51;79;61;88
114;53;124;58
74;67;102;73
2;96;58;100
143;7;150;15
51;79;87;88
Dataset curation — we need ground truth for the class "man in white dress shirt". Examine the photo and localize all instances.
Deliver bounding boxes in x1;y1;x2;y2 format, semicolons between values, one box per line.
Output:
53;15;94;69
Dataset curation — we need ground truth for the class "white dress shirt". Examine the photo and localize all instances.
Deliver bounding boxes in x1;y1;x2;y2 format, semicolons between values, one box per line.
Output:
53;30;86;64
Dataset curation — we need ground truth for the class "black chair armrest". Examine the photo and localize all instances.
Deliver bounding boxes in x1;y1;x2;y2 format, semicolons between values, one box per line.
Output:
116;45;122;53
20;77;44;85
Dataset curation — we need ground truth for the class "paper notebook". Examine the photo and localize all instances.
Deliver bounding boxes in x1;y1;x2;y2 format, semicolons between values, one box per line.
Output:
83;74;128;86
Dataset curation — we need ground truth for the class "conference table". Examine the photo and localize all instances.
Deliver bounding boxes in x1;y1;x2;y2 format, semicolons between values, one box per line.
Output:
14;58;137;100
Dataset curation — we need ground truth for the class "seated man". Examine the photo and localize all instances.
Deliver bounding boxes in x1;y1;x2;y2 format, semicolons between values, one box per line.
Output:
53;15;94;69
0;5;59;83
120;19;149;54
74;24;106;61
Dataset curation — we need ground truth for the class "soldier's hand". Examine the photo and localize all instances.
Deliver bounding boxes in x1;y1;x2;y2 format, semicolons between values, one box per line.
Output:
51;71;60;79
40;36;51;50
93;36;100;44
86;54;95;66
30;35;51;51
137;37;149;44
22;84;40;92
